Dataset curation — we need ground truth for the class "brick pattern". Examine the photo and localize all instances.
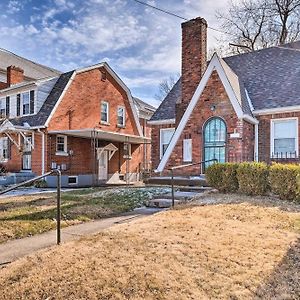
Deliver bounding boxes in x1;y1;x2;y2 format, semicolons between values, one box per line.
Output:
48;67;139;136
257;112;300;163
181;17;207;106
152;71;255;176
7;66;24;86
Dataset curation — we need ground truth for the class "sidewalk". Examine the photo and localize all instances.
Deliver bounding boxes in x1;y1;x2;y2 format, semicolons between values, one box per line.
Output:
0;207;162;266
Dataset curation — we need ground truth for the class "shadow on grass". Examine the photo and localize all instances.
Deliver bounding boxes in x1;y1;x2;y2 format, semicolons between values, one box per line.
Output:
254;237;300;299
0;202;81;221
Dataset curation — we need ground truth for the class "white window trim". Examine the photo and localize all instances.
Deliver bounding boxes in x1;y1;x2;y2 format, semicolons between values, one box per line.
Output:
68;176;78;185
117;105;126;127
56;135;68;156
270;117;298;157
160;128;175;159
0;137;9;162
101;101;109;124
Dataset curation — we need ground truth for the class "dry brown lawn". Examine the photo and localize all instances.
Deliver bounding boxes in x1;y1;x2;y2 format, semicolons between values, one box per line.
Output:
0;195;300;299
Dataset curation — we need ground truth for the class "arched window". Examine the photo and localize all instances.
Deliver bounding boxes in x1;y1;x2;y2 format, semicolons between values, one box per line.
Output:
203;117;226;168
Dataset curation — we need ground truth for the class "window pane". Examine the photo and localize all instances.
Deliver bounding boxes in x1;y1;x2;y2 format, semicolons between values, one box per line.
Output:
101;103;108;122
161;129;174;144
274;120;296;139
274;138;295;154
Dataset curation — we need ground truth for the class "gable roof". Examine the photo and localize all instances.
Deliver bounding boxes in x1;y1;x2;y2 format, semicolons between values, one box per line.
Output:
7;71;74;127
156;53;258;172
150;78;181;122
0;48;61;80
152;41;300;122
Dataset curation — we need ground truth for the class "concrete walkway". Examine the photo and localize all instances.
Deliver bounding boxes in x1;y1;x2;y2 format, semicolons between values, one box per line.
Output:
0;207;162;267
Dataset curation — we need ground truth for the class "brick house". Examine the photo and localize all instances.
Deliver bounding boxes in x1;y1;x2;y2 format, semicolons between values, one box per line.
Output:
0;57;154;187
149;17;300;175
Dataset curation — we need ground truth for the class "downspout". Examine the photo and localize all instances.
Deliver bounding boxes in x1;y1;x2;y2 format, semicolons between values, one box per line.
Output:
38;129;45;174
254;123;259;162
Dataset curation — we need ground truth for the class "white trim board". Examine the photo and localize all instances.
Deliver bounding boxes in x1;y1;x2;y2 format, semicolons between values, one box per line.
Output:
156;53;258;173
147;118;176;125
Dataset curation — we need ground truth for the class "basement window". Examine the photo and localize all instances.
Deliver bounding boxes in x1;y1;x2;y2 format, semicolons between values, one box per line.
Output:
68;176;78;185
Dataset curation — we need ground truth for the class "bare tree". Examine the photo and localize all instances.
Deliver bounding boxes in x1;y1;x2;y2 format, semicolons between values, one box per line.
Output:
217;0;300;54
154;74;180;101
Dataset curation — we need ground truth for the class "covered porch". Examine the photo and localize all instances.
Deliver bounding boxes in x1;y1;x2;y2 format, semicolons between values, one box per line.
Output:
47;128;150;187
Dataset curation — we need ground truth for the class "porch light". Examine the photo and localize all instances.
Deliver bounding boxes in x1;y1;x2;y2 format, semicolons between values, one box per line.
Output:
210;105;216;111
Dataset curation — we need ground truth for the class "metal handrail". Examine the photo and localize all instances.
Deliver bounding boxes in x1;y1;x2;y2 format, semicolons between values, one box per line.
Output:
0;170;62;245
169;159;218;207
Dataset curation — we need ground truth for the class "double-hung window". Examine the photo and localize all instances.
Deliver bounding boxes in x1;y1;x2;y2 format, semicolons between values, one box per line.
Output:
22;92;30;115
0;98;5;117
160;128;175;159
56;135;67;154
101;101;109;123
117;106;125;127
271;118;298;158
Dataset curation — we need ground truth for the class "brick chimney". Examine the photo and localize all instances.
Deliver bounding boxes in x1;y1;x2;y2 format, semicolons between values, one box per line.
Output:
176;17;207;124
7;66;24;86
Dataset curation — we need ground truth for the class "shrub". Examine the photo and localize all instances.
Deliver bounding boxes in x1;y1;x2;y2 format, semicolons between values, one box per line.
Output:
206;163;239;193
237;162;269;195
269;163;300;201
34;179;48;188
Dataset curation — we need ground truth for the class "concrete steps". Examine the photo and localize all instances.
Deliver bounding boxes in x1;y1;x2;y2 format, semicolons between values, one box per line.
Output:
146;176;208;187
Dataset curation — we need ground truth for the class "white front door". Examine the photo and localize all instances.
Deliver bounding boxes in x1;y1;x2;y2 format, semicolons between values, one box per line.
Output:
98;150;108;180
22;137;32;171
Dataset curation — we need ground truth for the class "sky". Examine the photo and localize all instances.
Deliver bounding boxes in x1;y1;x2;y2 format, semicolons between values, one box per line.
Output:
0;0;228;106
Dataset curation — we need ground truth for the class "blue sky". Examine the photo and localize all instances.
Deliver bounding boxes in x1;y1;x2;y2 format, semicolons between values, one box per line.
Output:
0;0;228;106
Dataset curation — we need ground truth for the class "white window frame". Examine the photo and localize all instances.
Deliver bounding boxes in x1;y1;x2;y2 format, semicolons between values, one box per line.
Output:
117;106;125;127
160;128;175;159
270;117;298;157
101;101;109;124
183;138;192;162
68;176;78;185
0;98;6;118
22;91;30;116
56;135;68;156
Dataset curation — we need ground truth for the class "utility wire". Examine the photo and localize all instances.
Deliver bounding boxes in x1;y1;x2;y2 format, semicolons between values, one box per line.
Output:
131;0;233;36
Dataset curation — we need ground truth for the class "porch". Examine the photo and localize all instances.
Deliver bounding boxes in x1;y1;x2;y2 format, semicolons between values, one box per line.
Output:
46;128;150;188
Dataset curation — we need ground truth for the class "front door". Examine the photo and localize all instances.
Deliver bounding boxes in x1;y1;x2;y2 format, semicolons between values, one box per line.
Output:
22;137;32;171
98;150;108;180
203;117;226;169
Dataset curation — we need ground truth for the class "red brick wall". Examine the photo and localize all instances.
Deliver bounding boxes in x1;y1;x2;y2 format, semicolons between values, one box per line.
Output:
257;112;300;162
48;67;139;136
154;71;255;176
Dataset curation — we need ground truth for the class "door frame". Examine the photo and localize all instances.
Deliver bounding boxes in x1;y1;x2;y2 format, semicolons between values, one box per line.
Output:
22;136;32;171
202;116;227;169
98;150;108;181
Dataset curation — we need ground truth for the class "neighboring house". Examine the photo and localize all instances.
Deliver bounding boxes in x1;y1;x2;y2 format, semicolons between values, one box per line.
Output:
0;60;153;187
149;17;300;176
0;48;60;89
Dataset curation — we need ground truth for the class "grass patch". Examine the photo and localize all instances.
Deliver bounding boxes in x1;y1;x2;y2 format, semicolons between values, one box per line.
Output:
0;201;299;299
0;187;170;243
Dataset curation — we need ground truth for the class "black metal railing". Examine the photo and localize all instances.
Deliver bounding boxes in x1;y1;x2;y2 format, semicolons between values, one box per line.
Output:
0;170;62;245
169;159;218;207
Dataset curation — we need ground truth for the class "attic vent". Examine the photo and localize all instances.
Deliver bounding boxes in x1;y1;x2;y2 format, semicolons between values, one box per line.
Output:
101;71;107;81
